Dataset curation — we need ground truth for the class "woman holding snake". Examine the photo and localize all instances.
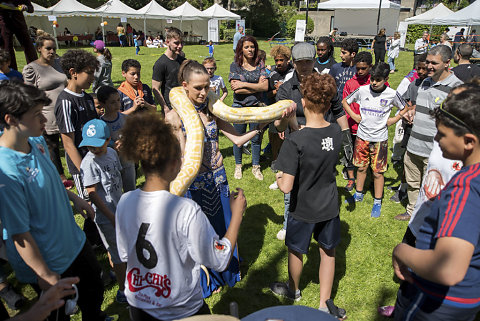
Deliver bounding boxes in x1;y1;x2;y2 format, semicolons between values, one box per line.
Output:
165;60;268;297
229;35;269;180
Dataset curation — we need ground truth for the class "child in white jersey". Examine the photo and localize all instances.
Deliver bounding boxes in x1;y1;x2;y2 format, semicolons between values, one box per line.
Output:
115;113;246;321
343;62;408;218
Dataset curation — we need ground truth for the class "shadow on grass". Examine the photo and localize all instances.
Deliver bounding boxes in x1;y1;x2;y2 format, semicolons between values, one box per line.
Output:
301;220;351;302
372;285;399;321
211;203;284;316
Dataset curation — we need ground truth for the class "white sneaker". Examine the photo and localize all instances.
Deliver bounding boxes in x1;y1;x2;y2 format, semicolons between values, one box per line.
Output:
276;228;286;240
269;181;278;190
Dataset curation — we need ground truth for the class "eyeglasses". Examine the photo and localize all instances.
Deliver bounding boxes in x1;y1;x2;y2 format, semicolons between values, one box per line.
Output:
439;100;473;133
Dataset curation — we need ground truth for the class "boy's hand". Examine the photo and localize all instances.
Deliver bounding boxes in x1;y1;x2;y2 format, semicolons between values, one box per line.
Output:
229;188;246;216
38;271;61;290
403;101;416;124
392;244;413;283
133;96;145;109
71;194;95;220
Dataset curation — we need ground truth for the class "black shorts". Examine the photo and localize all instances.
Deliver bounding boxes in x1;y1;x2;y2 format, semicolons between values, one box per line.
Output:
285;215;341;254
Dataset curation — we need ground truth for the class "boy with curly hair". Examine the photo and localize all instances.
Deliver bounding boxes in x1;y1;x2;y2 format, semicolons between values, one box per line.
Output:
270;73;346;319
55;49;100;198
54;49;101;247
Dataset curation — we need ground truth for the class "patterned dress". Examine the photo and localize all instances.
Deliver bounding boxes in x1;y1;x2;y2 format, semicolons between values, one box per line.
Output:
184;102;241;298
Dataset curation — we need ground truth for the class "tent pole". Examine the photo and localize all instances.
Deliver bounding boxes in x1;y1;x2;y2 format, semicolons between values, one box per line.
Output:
376;0;383;34
52;25;59;50
102;17;106;44
144;17;146;36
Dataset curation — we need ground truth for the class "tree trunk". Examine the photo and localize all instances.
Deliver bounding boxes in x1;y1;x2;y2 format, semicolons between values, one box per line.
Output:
227;0;231;10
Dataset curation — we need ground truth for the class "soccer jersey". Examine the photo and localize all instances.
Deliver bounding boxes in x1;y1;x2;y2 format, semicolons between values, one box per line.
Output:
209;75;225;97
54;88;98;174
346;85;406;142
80;148;123;225
116;189;232;320
413;162;480;308
409;141;462;238
396;69;419;97
0;136;85;283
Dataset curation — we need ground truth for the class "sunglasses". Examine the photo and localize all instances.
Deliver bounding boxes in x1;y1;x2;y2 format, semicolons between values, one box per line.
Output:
439;101;473;133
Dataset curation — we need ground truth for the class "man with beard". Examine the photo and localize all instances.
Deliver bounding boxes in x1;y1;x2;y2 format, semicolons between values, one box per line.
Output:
151;27;185;115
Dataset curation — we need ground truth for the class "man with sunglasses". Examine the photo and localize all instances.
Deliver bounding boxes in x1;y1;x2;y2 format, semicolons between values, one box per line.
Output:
396;45;463;221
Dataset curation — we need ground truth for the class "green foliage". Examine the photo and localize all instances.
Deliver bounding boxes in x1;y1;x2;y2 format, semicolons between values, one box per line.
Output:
406;24;447;44
286;14;314;38
223;28;253;41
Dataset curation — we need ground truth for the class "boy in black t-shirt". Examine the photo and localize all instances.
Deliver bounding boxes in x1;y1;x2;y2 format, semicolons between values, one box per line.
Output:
54;49;102;251
55;49;100;198
270;73;346;320
151;27;186;115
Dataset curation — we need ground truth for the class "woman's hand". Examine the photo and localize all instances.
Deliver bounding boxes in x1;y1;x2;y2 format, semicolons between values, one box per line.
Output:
230;80;243;91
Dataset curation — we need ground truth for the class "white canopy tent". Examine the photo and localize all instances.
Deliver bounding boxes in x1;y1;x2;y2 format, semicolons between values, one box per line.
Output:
25;1;238;45
317;0;400;36
202;3;240;20
405;3;453;24
432;0;480;26
136;1;171;38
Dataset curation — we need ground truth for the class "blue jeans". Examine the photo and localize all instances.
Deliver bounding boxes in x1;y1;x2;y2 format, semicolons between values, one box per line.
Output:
135;46;140;55
388;57;395;71
233;123;261;165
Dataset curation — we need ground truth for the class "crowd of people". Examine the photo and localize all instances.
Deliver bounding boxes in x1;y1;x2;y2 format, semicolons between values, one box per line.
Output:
0;23;480;321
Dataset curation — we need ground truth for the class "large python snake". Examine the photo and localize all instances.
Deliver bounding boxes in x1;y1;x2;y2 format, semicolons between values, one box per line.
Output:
169;86;293;196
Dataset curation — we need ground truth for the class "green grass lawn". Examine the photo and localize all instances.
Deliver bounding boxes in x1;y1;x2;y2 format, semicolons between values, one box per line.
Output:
7;40;469;321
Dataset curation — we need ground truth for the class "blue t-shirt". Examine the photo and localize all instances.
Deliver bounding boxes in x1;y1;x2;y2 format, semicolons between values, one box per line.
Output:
0;69;23;82
208;44;214;55
118;84;155;112
0;136;85;283
413;162;480;308
80;148;123;225
101;112;134;170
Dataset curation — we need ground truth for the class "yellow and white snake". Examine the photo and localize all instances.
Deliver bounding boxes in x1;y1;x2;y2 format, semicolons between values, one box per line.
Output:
169;86;293;196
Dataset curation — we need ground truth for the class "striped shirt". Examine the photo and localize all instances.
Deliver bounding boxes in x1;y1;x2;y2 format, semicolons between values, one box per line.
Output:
406;73;463;158
413;162;480;308
54;88;98;174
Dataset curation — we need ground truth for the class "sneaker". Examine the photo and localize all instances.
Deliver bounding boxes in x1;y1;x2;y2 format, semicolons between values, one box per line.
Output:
371;203;382;218
116;290;128;304
341;168;348;180
390;189;407;203
345;179;355;192
394;212;411;221
378;305;395;317
252;165;263;180
0;284;25;310
387;184;401;191
270;282;301;301
242;146;251;155
276;228;286;240
269;181;278;190
234;165;242;179
325;299;347;320
345;192;364;204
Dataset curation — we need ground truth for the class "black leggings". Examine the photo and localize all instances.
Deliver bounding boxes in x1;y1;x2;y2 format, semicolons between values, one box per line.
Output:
43;133;65;176
374;47;386;64
129;301;210;321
